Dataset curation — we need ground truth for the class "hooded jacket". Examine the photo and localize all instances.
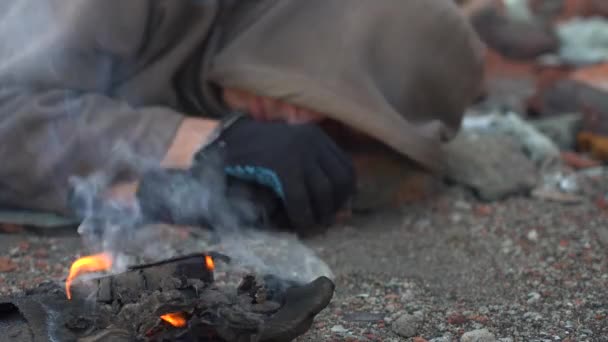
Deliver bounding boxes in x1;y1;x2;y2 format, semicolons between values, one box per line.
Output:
0;0;483;214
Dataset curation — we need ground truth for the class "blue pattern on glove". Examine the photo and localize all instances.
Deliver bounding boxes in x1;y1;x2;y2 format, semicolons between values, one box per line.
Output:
225;165;285;199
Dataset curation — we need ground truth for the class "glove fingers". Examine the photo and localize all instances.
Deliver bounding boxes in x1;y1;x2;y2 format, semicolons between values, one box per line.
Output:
306;165;335;226
317;150;356;212
316;130;354;171
283;172;316;230
225;178;282;225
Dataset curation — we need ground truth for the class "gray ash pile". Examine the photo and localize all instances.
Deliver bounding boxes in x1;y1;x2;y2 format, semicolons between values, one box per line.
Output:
0;253;334;342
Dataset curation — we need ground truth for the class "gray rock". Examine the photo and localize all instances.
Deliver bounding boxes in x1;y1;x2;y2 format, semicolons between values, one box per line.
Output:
445;133;538;201
430;334;453;342
461;328;497;342
342;312;384;322
330;325;349;334
557;18;608;65
391;312;424;338
531;113;583;150
527;291;541;304
596;227;608;247
462;112;560;164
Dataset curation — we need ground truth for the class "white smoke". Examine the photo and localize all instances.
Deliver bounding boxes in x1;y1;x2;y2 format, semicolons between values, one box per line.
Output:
69;142;333;283
1;0;333;284
0;1;82;80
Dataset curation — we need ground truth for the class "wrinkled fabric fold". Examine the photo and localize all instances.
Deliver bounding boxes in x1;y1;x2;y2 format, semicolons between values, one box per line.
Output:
210;0;485;172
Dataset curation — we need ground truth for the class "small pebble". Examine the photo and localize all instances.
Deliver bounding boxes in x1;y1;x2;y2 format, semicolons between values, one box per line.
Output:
343;312;384;322
461;328;497;342
0;257;17;273
330;325;349;334
430;334;453;342
392;312;423;338
527;229;539;242
447;312;468;325
527;292;541;304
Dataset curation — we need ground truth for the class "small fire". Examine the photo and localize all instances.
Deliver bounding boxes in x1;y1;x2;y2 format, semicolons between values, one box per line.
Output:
205;255;215;271
65;253;113;300
160;312;187;328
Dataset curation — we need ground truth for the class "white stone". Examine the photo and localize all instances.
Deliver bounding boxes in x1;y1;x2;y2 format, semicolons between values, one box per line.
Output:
461;328;497;342
330;325;349;333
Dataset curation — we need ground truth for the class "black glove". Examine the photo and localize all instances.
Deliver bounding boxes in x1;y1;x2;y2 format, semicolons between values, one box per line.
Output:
135;166;279;229
196;116;356;230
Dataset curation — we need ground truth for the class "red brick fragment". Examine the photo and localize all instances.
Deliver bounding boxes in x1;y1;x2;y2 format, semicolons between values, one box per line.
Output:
595;197;608;210
578;132;608;161
0;224;25;234
561;152;601;169
447;312;469;325
35;260;48;270
474;205;493;217
365;334;379;341
18;241;30;252
558;0;608;21
469;314;490;325
413;337;429;342
34;248;49;258
571;63;608;94
0;257;17;273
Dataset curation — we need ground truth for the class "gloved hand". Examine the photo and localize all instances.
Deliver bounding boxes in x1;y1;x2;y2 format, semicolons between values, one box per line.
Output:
196;115;356;230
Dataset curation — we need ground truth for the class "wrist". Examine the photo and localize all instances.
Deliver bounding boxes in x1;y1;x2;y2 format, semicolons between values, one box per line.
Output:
105;181;139;206
161;117;220;169
104;117;219;205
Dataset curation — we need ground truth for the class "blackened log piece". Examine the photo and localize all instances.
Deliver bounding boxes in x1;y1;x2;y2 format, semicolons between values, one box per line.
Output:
140;277;336;342
0;258;334;342
77;328;132;342
0;282;118;342
71;253;215;303
237;274;302;306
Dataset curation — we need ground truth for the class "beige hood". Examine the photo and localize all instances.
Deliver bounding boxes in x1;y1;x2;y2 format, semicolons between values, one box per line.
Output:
209;0;485;173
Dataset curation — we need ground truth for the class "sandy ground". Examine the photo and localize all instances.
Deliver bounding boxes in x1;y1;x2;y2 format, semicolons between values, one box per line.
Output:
1;185;607;341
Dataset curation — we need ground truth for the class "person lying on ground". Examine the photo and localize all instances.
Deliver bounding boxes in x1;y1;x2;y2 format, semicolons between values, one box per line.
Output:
0;0;484;232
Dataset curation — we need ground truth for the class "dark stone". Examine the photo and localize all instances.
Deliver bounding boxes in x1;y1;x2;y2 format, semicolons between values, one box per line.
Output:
64;314;93;331
538;79;608;137
531;113;583;149
237;274;257;297
470;5;558;60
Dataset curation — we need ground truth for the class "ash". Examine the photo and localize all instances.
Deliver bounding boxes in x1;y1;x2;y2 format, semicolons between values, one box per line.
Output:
0;252;334;342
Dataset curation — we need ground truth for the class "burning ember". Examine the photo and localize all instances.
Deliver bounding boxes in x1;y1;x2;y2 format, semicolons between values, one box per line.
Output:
1;252;335;341
65;252;112;300
205;254;215;271
160;312;188;328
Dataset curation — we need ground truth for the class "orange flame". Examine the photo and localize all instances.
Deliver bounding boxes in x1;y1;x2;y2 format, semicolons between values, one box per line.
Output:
65;253;113;300
205;255;215;271
160;312;187;328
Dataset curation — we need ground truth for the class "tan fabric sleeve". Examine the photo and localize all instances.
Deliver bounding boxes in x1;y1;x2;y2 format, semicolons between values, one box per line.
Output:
0;0;222;214
0;85;183;214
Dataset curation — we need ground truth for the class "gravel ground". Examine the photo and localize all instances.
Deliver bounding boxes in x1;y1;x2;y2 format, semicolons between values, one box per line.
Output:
300;187;608;341
1;181;607;341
